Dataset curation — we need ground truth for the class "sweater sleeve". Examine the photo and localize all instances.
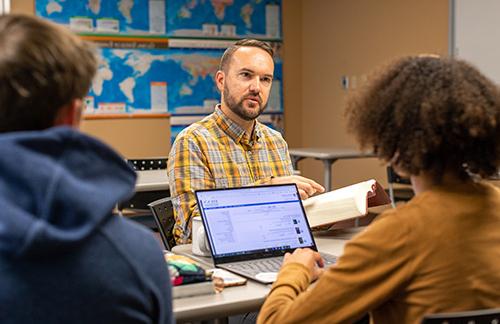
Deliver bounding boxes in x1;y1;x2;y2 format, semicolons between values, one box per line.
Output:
257;211;416;324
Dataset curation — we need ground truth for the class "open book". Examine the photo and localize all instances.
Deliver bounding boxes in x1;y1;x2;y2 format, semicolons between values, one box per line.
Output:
302;179;391;228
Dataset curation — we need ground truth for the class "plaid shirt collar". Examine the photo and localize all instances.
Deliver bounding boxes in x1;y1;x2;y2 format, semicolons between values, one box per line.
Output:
214;105;263;149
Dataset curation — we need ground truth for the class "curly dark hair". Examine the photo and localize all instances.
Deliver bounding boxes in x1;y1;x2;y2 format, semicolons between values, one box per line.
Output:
345;56;500;180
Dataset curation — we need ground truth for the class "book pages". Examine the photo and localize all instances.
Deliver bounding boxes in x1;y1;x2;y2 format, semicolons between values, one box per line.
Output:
303;179;389;228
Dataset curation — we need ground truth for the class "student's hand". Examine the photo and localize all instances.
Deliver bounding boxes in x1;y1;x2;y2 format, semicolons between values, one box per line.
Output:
282;248;325;282
270;175;325;199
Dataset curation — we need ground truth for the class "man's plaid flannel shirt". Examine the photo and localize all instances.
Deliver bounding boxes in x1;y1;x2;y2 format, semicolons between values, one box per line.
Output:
167;106;294;243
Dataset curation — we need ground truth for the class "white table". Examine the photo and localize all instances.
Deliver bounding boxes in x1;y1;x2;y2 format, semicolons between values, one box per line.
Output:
121;170;169;211
135;169;169;192
171;234;355;323
289;148;376;191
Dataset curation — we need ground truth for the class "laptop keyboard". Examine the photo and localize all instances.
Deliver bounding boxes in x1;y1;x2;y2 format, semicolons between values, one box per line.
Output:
225;257;283;276
224;252;338;277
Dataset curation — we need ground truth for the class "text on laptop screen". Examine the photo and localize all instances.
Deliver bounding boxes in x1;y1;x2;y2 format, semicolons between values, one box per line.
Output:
197;185;315;258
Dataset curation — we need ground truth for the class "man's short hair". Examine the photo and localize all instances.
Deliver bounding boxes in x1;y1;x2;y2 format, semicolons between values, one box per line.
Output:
0;14;97;133
218;39;274;72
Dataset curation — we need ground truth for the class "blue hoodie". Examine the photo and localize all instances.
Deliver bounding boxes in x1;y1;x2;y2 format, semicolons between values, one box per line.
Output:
0;127;173;324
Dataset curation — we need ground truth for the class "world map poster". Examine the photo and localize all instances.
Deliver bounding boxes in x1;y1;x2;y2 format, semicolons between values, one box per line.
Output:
87;46;282;115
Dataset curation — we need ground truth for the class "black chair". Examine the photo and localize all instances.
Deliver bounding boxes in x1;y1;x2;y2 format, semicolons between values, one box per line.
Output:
421;308;500;324
148;197;176;250
386;165;414;207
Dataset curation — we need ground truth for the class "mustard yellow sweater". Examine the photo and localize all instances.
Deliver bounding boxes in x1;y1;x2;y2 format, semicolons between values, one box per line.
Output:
258;182;500;324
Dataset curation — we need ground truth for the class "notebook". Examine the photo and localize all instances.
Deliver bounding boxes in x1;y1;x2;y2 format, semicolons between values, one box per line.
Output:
195;184;337;284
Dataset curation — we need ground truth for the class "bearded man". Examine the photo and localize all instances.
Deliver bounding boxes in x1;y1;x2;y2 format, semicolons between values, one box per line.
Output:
167;39;324;244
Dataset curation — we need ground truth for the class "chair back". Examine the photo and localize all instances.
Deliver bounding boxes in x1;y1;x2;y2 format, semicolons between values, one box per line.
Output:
386;165;413;207
148;197;176;250
386;165;411;185
421;308;500;324
127;157;168;171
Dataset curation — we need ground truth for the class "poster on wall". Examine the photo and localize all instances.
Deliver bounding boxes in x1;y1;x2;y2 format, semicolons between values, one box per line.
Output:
35;0;284;134
86;47;223;114
87;45;283;115
35;0;282;39
167;0;281;40
35;0;167;34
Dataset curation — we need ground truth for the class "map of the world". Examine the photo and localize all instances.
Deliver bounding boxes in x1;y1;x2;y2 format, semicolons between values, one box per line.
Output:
36;0;166;34
88;48;221;114
36;0;281;38
167;0;281;39
87;47;282;115
35;0;284;141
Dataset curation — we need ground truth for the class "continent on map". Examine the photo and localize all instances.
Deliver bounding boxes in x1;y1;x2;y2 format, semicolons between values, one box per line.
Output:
178;6;191;19
211;0;234;20
119;77;136;103
179;84;193;96
88;0;101;15
177;0;197;19
92;57;113;96
46;0;62;15
170;53;219;86
124;52;168;77
118;0;134;23
240;4;254;28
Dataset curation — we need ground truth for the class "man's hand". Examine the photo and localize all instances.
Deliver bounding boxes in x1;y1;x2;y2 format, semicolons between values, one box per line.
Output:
282;248;325;282
270;175;325;199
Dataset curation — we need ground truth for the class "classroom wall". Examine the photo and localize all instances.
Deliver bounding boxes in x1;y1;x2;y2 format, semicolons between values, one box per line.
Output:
81;116;171;158
10;0;32;12
12;0;449;187
12;0;172;158
282;0;303;148
290;0;449;189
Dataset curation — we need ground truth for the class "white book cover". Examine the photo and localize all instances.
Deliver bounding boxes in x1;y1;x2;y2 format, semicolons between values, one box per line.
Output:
303;179;391;228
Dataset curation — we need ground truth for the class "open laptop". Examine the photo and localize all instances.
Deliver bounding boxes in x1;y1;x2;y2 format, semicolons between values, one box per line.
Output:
195;184;337;284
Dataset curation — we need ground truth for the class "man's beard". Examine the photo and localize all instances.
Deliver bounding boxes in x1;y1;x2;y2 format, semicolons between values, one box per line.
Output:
223;86;267;121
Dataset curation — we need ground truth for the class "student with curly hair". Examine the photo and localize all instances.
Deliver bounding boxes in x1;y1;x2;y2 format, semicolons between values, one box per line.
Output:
257;56;500;324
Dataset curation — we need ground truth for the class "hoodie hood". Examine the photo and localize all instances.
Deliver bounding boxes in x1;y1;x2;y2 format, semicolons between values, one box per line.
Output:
0;127;136;258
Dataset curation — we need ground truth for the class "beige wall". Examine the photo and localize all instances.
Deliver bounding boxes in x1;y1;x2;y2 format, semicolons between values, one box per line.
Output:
81;117;171;158
11;0;33;13
282;0;303;148
287;0;449;189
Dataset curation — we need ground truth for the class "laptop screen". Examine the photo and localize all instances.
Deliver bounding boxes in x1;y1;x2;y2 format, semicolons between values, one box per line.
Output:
195;184;317;263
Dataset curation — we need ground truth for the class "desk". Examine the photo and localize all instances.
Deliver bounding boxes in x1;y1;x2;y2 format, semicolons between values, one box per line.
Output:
135;169;169;192
171;234;354;323
121;170;169;212
289;148;376;191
